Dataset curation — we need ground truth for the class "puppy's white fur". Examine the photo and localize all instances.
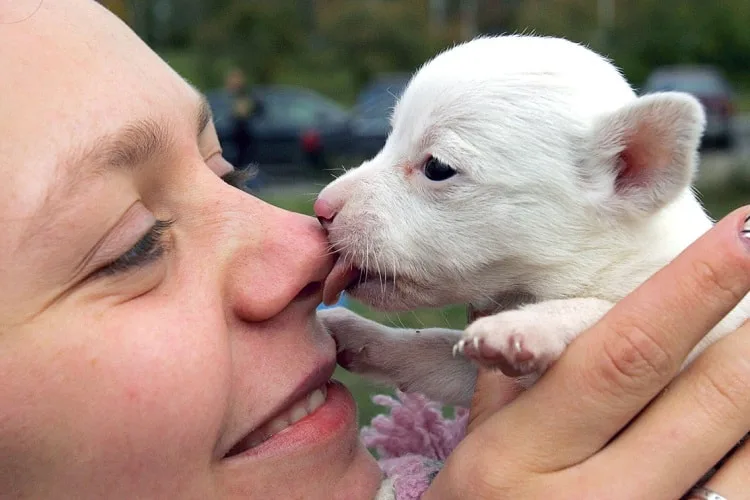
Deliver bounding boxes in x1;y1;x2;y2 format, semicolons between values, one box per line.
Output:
316;35;750;408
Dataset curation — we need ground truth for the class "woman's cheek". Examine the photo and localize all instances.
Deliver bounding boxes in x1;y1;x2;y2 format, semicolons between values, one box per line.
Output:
104;298;233;419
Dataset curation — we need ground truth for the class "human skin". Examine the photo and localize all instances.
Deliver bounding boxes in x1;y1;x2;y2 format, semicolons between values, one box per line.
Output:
0;1;382;499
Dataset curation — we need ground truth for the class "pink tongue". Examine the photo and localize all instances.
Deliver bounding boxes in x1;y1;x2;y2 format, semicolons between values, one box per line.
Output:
322;259;359;306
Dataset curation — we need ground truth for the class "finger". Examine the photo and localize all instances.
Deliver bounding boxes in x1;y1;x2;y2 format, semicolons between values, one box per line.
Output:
584;321;750;498
692;434;750;499
468;366;524;432
471;206;750;471
466;306;526;431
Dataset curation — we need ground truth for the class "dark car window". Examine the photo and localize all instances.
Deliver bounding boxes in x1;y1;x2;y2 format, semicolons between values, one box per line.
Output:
644;71;728;95
355;81;408;119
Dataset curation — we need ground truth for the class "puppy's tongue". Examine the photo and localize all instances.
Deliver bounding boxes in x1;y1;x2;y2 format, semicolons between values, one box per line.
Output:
322;259;360;306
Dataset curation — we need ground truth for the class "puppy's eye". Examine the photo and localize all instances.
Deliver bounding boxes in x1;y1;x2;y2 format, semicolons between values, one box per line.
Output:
423;156;457;181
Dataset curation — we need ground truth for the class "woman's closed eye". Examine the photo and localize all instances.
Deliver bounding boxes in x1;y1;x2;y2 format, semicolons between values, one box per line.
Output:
88;164;250;279
86;158;252;282
92;219;174;278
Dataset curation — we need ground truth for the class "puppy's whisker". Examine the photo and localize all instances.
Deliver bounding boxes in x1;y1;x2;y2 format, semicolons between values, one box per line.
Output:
375;252;386;299
410;311;426;329
395;313;407;329
391;255;398;298
321;248;340;258
439;308;452;328
323;241;351;258
385;313;397;326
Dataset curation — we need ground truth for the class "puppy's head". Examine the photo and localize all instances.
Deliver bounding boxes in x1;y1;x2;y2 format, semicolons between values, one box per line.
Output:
318;35;706;311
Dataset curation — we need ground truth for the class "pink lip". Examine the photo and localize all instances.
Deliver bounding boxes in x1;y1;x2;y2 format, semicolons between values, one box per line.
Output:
224;380;356;461
278;357;337;420
222;357;341;459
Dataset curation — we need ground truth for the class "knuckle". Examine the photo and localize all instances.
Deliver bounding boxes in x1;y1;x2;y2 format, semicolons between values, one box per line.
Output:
443;440;530;499
595;319;676;391
690;346;750;425
687;258;746;309
467;462;525;499
692;370;746;424
443;450;497;497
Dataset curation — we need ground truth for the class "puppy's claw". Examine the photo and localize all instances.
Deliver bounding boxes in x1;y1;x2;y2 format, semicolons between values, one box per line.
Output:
452;339;466;357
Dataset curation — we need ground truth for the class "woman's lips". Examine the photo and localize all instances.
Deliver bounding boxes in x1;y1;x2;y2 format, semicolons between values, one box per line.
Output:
225;384;328;455
223;381;356;460
223;358;339;459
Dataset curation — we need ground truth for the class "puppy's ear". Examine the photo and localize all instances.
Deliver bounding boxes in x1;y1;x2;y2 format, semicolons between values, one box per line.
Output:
580;92;706;219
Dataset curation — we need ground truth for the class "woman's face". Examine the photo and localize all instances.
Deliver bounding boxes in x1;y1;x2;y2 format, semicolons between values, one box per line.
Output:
0;2;381;498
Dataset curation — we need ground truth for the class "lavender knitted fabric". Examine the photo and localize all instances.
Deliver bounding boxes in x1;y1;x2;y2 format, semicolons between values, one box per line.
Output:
361;391;469;500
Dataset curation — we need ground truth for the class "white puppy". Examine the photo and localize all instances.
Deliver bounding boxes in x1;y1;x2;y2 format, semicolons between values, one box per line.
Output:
314;35;750;408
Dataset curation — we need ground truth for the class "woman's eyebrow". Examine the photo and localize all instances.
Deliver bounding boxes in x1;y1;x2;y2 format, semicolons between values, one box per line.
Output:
70;92;212;186
24;93;213;248
88;92;212;172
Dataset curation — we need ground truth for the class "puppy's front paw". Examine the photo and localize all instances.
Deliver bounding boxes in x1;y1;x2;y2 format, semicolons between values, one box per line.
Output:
317;307;398;377
317;308;475;405
455;310;567;378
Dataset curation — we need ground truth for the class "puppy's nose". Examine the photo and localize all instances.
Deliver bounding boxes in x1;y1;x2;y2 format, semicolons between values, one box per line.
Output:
313;197;338;229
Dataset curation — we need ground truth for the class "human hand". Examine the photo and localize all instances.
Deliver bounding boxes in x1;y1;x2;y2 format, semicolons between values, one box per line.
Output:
425;206;750;499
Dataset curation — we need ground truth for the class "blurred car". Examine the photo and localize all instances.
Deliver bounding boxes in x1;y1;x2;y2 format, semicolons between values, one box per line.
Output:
207;84;352;171
348;73;412;159
641;65;736;149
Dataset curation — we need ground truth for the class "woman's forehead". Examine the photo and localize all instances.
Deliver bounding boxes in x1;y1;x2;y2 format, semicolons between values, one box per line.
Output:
0;1;193;213
0;1;187;126
0;1;197;267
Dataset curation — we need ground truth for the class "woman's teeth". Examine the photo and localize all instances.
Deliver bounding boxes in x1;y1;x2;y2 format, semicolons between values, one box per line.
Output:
245;384;328;450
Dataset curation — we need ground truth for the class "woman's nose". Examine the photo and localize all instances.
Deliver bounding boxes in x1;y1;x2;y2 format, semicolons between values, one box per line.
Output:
225;204;333;324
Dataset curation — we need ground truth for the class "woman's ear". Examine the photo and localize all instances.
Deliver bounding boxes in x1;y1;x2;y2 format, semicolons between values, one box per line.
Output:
579;92;706;219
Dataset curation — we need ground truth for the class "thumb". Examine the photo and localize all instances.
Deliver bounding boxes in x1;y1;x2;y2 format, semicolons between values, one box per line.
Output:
465;305;525;432
468;366;524;432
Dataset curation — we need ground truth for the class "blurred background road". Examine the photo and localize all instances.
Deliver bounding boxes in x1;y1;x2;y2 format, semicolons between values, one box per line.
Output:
100;0;750;424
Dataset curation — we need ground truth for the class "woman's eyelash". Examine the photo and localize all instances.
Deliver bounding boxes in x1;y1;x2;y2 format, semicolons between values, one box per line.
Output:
221;165;257;193
94;219;175;278
91;164;252;279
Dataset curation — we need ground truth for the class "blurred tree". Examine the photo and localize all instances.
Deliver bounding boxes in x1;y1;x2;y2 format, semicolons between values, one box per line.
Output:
194;0;306;86
317;0;448;90
477;0;522;35
607;0;750;85
509;0;750;86
98;0;132;25
108;0;750;100
515;0;598;47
